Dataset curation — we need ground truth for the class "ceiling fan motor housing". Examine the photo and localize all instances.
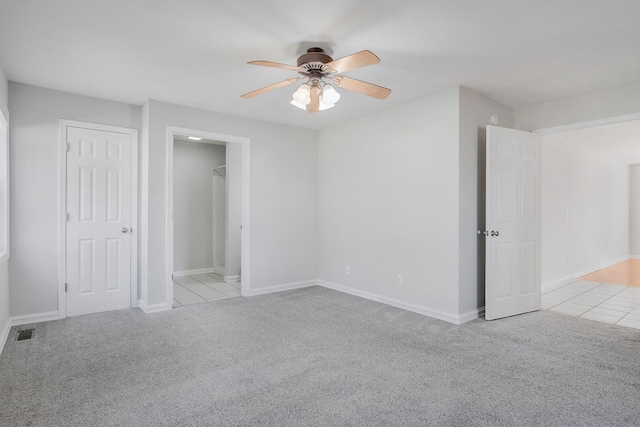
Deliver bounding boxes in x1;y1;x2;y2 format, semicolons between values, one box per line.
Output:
297;47;333;75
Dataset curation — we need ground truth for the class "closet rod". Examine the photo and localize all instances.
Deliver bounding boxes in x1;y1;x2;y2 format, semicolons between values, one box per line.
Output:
212;165;227;177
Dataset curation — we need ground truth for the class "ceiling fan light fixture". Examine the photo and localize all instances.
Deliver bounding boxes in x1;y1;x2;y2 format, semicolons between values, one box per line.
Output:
318;97;335;111
292;84;311;104
243;47;391;113
290;99;307;110
322;84;341;105
291;97;334;111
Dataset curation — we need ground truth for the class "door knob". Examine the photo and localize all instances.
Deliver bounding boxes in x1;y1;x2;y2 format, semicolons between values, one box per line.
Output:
122;227;129;233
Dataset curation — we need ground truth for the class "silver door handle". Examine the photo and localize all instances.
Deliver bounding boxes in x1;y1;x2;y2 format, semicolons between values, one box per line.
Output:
122;227;129;233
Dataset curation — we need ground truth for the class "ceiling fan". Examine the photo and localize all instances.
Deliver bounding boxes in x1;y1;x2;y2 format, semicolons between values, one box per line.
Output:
241;47;391;113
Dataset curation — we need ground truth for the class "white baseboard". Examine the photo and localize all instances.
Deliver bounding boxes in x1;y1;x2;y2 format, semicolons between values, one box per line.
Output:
0;319;10;355
173;268;214;277
224;275;241;282
243;280;316;297
542;276;578;294
317;280;477;325
632;255;640;260
10;311;60;327
458;306;485;323
138;300;171;314
542;255;631;293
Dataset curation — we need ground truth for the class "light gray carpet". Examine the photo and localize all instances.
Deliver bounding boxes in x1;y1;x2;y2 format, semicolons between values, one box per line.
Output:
1;286;639;426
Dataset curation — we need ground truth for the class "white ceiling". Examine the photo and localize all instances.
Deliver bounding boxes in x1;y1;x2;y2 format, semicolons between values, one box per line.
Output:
1;1;640;130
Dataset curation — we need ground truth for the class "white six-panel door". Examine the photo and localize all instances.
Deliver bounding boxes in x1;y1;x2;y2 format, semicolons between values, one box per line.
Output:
485;125;542;320
66;126;132;317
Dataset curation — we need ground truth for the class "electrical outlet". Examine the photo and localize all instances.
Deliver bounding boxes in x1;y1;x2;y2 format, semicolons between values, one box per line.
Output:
397;274;403;285
346;265;351;275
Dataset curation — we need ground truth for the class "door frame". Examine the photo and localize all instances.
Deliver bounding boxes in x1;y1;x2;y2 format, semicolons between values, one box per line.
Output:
58;120;139;319
165;126;250;305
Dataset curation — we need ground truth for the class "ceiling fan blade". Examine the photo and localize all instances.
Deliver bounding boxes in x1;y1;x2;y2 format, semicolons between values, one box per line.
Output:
332;75;391;100
248;60;303;72
307;87;320;113
241;78;301;99
325;50;381;74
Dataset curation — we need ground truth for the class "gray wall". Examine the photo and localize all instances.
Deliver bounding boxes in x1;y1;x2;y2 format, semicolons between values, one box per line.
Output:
8;83;141;317
172;140;226;273
631;164;640;257
0;65;7;115
318;86;514;321
541;134;630;285
318;88;461;318
0;64;9;349
226;142;242;278
6;84;318;317
142;100;318;306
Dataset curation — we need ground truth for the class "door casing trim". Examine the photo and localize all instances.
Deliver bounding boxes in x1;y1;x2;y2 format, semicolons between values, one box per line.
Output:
165;126;250;307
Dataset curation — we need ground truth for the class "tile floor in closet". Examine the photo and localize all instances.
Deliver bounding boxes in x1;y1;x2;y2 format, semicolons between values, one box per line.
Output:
173;273;241;307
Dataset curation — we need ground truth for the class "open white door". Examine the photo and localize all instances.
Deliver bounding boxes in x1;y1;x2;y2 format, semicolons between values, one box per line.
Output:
485;125;541;320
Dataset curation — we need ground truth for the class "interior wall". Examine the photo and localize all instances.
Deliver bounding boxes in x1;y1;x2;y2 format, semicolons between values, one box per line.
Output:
0;64;7;117
172;140;226;273
318;88;461;318
0;63;9;351
631;164;640;257
8;83;141;317
143;100;318;306
0;260;8;352
212;174;226;273
541;134;630;285
225;142;242;278
458;87;513;315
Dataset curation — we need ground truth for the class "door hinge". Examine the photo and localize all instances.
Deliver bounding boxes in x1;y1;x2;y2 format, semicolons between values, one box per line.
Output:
66;212;70;222
65;283;68;292
66;142;71;152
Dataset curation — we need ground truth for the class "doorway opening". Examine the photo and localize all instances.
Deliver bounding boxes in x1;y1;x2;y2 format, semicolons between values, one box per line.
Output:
535;114;640;328
165;127;250;308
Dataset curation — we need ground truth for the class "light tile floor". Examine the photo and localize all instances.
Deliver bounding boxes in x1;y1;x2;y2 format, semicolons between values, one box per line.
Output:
542;280;640;329
172;272;241;308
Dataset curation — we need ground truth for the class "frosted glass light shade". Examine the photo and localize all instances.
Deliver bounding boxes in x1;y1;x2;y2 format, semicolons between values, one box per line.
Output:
318;98;335;110
322;84;341;104
292;84;311;105
290;99;307;110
